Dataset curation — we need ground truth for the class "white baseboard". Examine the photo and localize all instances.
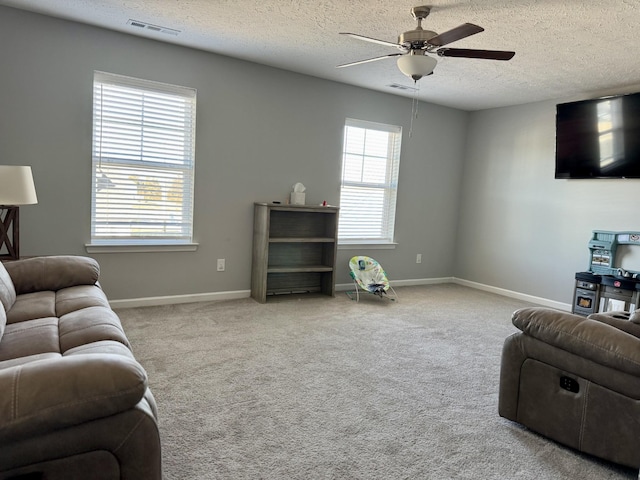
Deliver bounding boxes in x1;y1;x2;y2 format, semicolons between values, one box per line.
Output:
110;290;251;309
110;277;571;311
452;278;572;311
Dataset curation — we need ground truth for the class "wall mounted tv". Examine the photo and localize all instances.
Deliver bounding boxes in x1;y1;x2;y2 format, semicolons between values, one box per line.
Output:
555;91;640;179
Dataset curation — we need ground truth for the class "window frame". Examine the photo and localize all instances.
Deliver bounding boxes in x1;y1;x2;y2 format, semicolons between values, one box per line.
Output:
87;71;197;252
337;118;402;247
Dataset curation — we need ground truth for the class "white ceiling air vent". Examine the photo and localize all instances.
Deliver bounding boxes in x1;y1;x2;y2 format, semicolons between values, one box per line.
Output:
387;83;418;92
127;19;180;36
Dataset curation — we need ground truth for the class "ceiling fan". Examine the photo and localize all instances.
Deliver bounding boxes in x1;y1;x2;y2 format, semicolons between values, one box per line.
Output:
337;5;515;82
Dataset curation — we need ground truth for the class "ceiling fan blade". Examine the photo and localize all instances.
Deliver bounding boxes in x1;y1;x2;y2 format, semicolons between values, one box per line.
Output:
339;32;402;49
336;53;403;69
427;23;484;47
436;48;515;60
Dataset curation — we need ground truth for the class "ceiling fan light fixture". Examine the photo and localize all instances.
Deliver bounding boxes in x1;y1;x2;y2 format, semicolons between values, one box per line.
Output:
397;53;437;81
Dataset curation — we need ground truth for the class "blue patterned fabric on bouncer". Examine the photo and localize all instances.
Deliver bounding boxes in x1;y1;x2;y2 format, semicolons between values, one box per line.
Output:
347;256;398;302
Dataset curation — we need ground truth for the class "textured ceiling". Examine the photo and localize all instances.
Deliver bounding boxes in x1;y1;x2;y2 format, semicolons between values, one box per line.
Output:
3;0;640;111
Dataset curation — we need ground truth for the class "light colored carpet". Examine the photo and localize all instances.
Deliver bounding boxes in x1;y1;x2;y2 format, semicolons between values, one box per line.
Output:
117;284;637;479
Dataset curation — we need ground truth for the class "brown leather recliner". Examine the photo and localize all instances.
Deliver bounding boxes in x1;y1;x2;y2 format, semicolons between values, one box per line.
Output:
0;256;161;480
499;307;640;469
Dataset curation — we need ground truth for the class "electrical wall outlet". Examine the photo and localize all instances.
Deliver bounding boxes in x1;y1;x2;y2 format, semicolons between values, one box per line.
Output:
217;259;225;271
416;254;422;264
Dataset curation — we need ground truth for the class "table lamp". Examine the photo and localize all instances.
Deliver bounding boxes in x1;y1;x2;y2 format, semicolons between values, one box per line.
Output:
0;166;38;260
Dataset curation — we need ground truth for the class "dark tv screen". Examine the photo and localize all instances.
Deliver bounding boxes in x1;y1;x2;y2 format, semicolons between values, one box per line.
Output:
555;92;640;178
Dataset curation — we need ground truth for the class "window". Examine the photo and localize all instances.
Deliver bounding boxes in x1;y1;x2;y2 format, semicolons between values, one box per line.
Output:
338;118;402;244
90;71;196;247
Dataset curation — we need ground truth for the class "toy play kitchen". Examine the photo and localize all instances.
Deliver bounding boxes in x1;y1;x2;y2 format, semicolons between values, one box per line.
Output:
572;230;640;315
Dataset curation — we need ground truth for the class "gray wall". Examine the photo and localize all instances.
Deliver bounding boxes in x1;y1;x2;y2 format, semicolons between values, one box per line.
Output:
455;100;640;305
12;6;635;308
0;7;467;300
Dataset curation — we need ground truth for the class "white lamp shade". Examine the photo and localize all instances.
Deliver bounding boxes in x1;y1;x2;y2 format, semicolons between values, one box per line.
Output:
0;166;38;205
397;54;438;81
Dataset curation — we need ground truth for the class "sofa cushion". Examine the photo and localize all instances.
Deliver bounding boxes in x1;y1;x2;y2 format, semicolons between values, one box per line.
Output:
7;291;56;324
0;317;60;362
56;285;110;317
588;311;640;338
7;285;109;325
0;261;16;313
59;306;130;352
0;352;61;370
4;256;100;295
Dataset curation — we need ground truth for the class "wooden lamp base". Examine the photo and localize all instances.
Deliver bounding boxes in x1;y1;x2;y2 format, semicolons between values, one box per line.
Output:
0;206;19;261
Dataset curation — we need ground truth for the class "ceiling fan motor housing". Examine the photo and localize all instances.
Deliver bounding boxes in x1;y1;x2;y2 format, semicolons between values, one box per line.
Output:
398;29;438;50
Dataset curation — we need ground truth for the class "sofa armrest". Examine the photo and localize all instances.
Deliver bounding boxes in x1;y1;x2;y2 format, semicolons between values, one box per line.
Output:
513;307;640;377
0;354;147;443
5;256;100;295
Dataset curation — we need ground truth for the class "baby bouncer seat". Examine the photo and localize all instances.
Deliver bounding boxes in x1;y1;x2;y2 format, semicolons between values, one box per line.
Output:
347;256;398;302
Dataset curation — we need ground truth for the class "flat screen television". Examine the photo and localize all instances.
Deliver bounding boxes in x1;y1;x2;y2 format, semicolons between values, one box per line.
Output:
555;92;640;178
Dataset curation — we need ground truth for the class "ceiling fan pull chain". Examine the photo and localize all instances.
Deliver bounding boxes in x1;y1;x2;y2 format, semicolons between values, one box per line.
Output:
409;81;420;138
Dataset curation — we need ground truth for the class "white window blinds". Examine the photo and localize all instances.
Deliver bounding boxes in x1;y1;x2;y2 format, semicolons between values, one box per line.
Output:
91;71;196;245
338;118;402;243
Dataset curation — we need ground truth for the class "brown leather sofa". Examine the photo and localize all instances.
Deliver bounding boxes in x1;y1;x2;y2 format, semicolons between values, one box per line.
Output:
499;307;640;469
0;256;161;480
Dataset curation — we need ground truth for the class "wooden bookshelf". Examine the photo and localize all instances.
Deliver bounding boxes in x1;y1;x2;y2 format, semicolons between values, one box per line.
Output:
251;203;339;303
